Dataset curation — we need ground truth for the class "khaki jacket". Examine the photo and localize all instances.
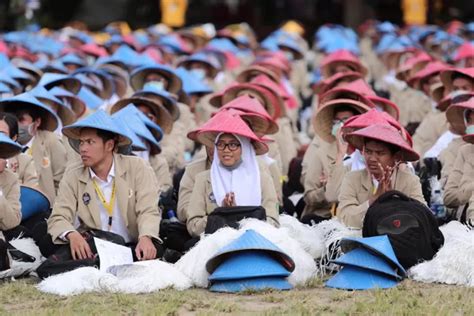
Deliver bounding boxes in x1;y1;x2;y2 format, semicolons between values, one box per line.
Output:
0;169;21;232
338;168;426;229
443;143;474;208
274;117;298;176
394;89;432;127
13;153;38;187
412;111;449;158
47;154;161;244
439;137;464;188
302;139;337;218
186;163;280;237
31;130;67;204
177;157;210;222
149;154;172;195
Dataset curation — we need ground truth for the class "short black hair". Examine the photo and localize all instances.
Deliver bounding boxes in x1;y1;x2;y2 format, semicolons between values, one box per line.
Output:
14;106;42;121
364;139;400;155
333;105;359;117
96;129;119;148
0;112;19;138
452;72;474;83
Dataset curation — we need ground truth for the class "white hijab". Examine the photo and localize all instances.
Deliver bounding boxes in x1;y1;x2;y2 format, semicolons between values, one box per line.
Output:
210;133;261;207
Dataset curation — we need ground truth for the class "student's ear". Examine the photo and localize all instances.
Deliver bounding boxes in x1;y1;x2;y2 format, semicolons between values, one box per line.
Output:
105;139;116;152
393;151;402;164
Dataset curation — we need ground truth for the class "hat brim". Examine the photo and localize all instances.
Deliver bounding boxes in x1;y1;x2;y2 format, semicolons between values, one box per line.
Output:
313;99;371;143
322;60;368;78
45;78;82;94
446;103;474;136
19;185;51;220
110;97;173;134
0;99;59;132
222;84;281;119
325;265;399;290
196;130;268;155
209;277;292;293
130;67;182;94
0;142;22;159
368;96;400;120
218;109;279;136
37;98;76;126
236;66;280;85
132;92;180;122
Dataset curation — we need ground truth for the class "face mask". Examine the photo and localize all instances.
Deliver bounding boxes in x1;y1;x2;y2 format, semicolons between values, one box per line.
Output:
191;68;206;80
144;81;165;91
17;124;34;145
466;125;474;134
448;89;468;99
331;121;343;137
283;51;294;61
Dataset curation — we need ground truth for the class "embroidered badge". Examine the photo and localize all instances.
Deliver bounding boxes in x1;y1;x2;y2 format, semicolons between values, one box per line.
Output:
82;192;91;205
209;192;216;203
41;157;50;168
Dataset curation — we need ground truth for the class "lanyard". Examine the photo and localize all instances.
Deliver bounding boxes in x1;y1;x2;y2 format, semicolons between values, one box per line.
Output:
92;178;116;231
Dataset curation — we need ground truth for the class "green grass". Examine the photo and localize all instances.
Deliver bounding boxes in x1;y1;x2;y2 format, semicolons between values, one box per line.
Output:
0;279;472;315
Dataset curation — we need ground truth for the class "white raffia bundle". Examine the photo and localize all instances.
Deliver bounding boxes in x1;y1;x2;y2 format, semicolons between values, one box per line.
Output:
0;237;43;280
409;221;474;287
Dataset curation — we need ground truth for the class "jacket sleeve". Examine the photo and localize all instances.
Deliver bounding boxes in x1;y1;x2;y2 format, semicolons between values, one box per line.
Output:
0;173;21;230
134;163;161;240
325;161;348;203
260;168;280;227
303;151;326;207
444;148;466;207
21;154;39;188
186;172;209;237
406;173;427;205
177;165;196;222
47;172;79;243
49;135;67;196
337;173;369;229
150;155;172;196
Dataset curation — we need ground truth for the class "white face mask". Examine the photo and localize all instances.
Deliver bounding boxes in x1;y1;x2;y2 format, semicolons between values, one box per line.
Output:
283;51;294;61
448;89;468;99
191;68;206;80
144;81;165;91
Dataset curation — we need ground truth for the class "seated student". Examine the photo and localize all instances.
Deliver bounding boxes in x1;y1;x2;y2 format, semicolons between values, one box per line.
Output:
0;133;23;271
186;112;279;237
0;112;38;187
338;124;426;229
47;110;162;262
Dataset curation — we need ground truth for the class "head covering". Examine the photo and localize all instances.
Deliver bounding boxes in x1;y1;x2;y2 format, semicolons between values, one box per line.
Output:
29;86;76;126
236;65;280;84
62;110;131;153
37;72;82;94
0;133;22;159
408;62;449;90
210;133;261;208
49;86;87;118
189;110;268;155
222;83;280;120
110;96;173;134
315;71;363;95
129;64;182;93
446;95;474;135
132;86;179;121
346;124;420;162
440;67;474;92
73;68;115;100
320;50;368;78
313;99;371;143
0;93;60;131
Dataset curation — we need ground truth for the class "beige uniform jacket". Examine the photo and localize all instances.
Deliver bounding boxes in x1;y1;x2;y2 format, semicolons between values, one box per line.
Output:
0;169;22;232
31;130;67;204
13;153;38;187
338;168;426;229
439;137;464;188
177;157;210;222
149;154;172;195
302;139;337;218
412;111;449;158
443;143;474;208
186;163;280;237
47;154;161;244
394;89;432;127
274;117;298;176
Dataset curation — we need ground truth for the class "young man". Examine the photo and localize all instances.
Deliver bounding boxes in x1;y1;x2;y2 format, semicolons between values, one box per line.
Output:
338;124;426;228
47;110;162;261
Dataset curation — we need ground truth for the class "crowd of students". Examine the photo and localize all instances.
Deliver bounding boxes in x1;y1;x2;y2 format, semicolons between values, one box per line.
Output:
0;19;473;276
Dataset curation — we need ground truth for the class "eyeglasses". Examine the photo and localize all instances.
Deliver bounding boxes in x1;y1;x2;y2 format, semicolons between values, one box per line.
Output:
215;141;241;151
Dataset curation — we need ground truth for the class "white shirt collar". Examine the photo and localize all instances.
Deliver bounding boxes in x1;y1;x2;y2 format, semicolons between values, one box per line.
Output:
89;159;115;183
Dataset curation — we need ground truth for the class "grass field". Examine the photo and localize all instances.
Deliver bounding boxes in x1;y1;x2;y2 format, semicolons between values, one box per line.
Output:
1;278;472;315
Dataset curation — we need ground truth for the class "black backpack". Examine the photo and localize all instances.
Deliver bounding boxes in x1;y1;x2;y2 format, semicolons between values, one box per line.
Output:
362;190;444;269
205;206;266;234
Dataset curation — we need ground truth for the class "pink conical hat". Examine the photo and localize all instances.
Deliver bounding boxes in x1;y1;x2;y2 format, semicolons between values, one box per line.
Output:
440;67;474;92
320;49;367;78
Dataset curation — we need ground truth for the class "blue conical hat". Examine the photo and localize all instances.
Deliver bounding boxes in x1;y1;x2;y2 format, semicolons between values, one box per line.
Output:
341;235;406;277
110;115;147;151
0;133;22;159
209;251;291;282
62;110;131;148
59;53;86;67
0;73;21;89
325;265;399;290
0;93;59;131
112;105;161;152
19;186;51;220
132;85;179;121
49;86;87;118
0;82;12;94
206;230;295;274
331;247;402;279
210;277;292;293
175;67;212;95
77;86;104;111
4;64;34;82
41;61;69;74
30;86;76;126
37;72;82;94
